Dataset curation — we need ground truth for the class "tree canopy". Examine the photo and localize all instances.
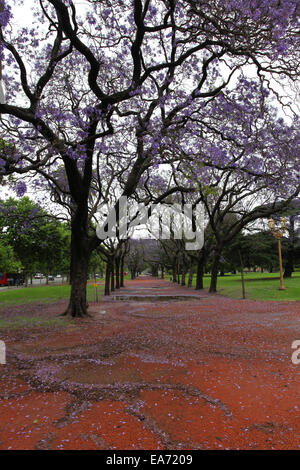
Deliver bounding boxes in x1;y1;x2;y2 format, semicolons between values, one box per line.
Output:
0;0;299;314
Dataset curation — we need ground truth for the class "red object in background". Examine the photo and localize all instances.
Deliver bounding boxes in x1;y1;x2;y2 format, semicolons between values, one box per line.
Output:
0;272;8;286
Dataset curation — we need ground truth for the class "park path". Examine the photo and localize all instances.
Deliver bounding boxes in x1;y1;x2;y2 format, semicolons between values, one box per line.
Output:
102;275;205;301
0;276;299;450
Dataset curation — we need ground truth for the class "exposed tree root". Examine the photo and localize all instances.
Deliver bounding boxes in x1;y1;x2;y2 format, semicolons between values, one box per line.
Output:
60;301;92;318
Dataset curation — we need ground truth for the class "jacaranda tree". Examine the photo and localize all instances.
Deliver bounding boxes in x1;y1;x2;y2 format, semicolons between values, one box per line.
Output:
0;0;299;316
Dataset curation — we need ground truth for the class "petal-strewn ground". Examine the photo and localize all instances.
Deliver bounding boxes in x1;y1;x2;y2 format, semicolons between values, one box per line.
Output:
0;277;299;450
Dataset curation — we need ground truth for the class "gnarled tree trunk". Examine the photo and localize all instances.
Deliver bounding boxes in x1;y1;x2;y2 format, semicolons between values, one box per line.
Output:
63;229;90;317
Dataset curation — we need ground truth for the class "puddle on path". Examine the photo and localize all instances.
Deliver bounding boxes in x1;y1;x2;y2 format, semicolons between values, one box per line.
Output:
56;358;143;385
110;295;201;302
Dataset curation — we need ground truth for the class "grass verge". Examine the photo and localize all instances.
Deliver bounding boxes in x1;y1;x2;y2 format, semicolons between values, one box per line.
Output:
0;316;72;329
191;272;300;301
0;283;104;306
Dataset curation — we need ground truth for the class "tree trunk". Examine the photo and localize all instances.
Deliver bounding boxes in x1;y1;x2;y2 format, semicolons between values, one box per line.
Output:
181;264;186;286
284;215;295;278
195;251;205;290
110;255;115;292
151;265;158;277
209;251;221;293
105;259;111;296
284;251;294;278
63;237;90;317
60;144;102;317
187;263;194;288
172;260;177;282
120;255;125;287
239;249;246;299
115;256;120;289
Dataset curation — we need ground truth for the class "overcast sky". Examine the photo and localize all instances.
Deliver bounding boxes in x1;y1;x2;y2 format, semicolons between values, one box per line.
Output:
2;1;299;223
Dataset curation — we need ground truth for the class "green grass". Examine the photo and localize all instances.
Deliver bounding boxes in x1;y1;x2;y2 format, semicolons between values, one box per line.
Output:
191;271;300;301
2;272;299;308
0;283;104;306
0;283;104;330
0;316;72;329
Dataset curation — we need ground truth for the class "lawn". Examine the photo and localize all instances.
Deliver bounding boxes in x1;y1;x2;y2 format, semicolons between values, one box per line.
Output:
0;316;72;329
0;282;104;329
1;272;300;311
194;271;300;301
0;282;104;306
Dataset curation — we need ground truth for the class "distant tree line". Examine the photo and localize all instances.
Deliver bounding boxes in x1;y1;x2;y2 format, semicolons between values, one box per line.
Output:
0;197;104;285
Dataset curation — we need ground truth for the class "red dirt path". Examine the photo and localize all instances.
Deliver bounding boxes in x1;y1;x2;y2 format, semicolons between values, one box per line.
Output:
0;277;299;450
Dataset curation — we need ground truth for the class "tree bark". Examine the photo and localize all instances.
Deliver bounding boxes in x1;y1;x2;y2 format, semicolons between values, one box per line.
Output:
120;254;125;287
110;255;115;292
151;265;158;276
115;256;120;289
284;252;294;278
177;260;181;284
172;261;177;282
239;249;246;299
104;259;111;296
195;251;205;290
181;263;186;286
62;235;90;317
187;262;194;288
209;251;221;293
284;215;295;278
